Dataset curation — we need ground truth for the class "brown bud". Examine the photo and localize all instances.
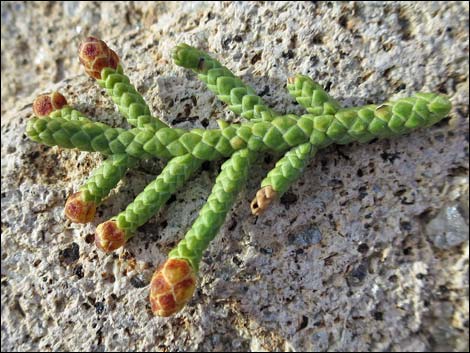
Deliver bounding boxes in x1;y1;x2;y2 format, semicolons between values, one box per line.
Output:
78;36;119;80
250;185;278;216
33;92;68;117
95;220;126;252
149;258;197;317
65;191;96;223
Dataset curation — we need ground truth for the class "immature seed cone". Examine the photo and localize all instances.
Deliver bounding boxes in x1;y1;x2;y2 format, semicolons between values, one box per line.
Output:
250;186;278;216
95;220;126;252
65;191;97;223
33;92;67;117
150;258;197;317
78;36;119;79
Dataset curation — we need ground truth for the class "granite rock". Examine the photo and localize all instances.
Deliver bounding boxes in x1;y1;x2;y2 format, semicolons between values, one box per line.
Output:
1;2;469;351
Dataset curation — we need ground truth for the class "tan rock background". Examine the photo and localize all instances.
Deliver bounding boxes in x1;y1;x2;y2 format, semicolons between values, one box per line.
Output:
1;1;469;351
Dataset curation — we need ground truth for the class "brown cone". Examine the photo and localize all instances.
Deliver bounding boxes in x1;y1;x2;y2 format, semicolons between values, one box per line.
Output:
95;220;126;252
33;92;68;117
250;186;278;216
78;36;119;80
65;191;96;223
149;258;197;317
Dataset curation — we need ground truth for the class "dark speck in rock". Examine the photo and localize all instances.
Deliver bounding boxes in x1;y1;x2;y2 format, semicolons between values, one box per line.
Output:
259;85;270;96
166;194;177;205
298;315;309;330
251;53;262;65
403;247;413;255
95;302;104;315
222;38;230;50
59;242;80;265
130;275;147;288
358;186;368;200
280;191;298;209
282;49;295;59
289;227;322;247
73;264;84;279
348;262;368;285
357;243;369;254
310;56;319;65
324;81;332;91
311;34;324;45
201;161;211;171
400;221;412;232
328;178;343;188
373;311;383;321
227;217;237;231
380;151;400;163
85;234;95;244
30;151;41;159
232;256;242;266
416;273;426;280
259;247;272;255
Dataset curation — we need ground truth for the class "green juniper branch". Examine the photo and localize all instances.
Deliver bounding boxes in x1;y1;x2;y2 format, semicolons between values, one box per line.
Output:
26;37;451;318
28;93;450;160
63;37;171;223
287;74;341;115
251;74;343;214
96;43;285;245
94;154;203;252
168;148;255;271
173;43;277;121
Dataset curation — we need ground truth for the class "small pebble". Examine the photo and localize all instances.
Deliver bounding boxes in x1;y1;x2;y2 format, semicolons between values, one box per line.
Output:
426;203;469;249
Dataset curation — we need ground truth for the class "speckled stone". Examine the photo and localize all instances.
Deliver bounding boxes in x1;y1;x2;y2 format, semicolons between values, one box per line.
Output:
426;202;469;249
1;2;469;352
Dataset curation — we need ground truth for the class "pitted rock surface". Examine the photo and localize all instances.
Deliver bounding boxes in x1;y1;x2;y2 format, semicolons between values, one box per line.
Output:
1;2;468;351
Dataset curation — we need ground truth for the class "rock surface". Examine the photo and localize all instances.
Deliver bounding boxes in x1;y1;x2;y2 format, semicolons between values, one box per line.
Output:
1;2;469;351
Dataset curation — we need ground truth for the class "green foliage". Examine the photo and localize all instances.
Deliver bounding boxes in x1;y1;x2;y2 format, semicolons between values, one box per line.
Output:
26;41;451;274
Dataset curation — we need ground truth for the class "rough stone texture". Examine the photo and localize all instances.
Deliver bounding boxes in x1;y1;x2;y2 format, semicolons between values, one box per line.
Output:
1;1;469;352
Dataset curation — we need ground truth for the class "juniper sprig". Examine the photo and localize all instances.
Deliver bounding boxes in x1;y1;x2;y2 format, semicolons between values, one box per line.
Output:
26;37;451;317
